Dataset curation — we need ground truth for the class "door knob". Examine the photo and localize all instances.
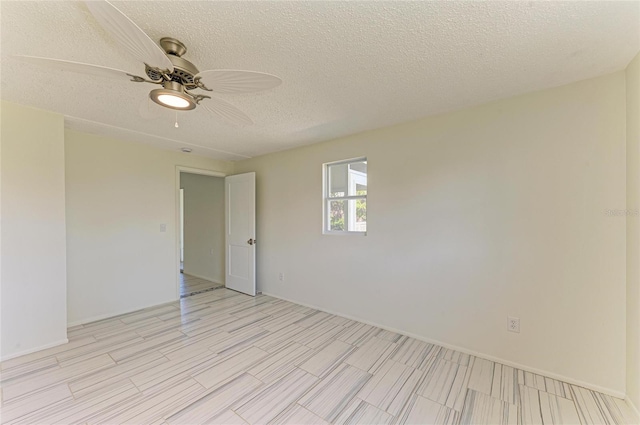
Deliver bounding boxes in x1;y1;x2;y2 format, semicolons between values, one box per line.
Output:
247;238;256;245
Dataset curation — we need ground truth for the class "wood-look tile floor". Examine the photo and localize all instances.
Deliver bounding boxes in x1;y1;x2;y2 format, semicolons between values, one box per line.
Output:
180;274;224;298
1;289;637;424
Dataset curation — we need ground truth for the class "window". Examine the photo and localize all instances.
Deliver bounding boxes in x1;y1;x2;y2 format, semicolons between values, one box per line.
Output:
323;158;367;234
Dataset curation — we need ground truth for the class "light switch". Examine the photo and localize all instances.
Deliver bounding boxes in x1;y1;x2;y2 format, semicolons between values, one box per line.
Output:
160;223;167;232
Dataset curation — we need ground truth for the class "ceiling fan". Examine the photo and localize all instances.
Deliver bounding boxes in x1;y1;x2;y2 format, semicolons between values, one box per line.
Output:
14;0;282;125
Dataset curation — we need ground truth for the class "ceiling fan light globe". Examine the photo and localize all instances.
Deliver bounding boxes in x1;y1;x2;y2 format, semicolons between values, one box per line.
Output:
149;81;196;110
157;94;190;108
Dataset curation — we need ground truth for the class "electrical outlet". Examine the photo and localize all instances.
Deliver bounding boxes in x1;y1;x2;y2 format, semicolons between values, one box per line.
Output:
278;272;285;282
507;316;520;333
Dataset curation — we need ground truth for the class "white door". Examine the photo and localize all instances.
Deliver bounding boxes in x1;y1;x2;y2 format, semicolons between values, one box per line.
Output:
225;172;256;296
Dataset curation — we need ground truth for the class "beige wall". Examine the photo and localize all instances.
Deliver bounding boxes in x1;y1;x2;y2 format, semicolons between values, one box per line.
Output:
1;102;67;359
65;131;233;325
626;52;640;413
236;72;628;395
181;173;225;283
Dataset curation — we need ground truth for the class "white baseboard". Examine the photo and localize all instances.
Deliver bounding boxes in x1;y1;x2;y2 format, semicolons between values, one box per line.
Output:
262;291;626;400
1;338;69;362
626;397;640;422
182;271;223;285
67;297;177;327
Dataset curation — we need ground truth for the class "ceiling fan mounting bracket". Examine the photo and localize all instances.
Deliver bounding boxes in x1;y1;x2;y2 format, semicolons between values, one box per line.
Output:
127;73;163;84
188;93;211;105
193;76;213;92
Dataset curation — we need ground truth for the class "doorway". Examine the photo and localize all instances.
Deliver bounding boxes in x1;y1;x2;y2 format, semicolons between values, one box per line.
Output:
178;171;226;297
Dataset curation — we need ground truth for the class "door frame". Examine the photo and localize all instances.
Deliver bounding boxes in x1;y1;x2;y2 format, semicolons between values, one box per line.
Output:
174;166;227;300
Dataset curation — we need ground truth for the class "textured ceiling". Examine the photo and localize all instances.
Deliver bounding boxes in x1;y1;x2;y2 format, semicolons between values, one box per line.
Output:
2;1;639;161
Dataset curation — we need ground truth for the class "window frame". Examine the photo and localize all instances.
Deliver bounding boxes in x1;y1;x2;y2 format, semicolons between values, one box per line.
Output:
322;157;367;235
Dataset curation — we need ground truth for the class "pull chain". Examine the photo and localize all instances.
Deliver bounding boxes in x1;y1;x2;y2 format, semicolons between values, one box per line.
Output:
174;111;179;128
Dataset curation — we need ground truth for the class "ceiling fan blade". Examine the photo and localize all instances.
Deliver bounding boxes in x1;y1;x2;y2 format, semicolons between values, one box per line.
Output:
13;55;140;80
202;97;253;125
195;70;282;94
85;0;173;72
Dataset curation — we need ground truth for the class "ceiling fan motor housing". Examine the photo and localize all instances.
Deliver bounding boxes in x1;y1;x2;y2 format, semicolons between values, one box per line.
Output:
146;38;200;88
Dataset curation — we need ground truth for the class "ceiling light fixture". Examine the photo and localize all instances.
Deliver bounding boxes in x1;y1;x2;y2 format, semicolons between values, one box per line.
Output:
149;81;196;110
